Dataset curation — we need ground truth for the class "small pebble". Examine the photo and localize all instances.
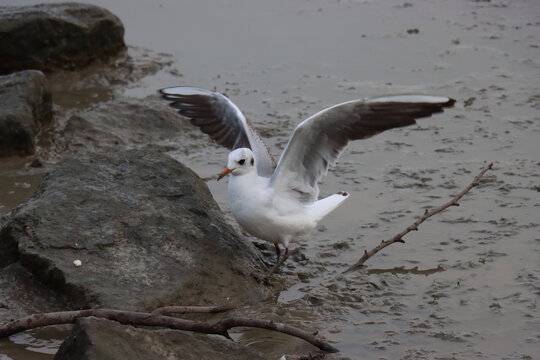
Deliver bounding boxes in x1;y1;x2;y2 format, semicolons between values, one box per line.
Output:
73;259;82;267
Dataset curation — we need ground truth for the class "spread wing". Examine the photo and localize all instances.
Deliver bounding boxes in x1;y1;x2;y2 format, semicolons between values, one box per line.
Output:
269;95;456;203
160;86;275;177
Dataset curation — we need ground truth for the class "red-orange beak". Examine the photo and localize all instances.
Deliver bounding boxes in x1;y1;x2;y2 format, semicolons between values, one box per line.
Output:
217;167;232;181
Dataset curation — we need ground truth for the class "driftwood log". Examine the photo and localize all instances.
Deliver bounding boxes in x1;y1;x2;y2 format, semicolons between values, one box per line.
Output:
0;306;339;353
346;162;493;272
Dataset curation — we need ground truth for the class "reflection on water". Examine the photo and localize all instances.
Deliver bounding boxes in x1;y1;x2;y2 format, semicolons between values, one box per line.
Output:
232;328;318;356
0;326;71;360
367;265;445;276
0;157;44;216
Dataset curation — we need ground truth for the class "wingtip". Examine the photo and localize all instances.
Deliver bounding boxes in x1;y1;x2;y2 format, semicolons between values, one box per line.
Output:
368;95;456;106
159;86;184;95
159;87;178;100
159;86;216;97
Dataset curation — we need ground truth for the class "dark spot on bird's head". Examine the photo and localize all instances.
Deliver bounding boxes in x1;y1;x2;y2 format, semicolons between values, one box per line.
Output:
250;158;254;166
238;159;246;165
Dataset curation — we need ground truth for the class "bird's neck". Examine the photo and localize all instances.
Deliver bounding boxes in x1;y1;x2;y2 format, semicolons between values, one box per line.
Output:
231;169;257;183
228;170;262;193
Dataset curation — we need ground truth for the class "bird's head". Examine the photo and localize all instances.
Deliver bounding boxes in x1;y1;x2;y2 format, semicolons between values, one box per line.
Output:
217;148;256;180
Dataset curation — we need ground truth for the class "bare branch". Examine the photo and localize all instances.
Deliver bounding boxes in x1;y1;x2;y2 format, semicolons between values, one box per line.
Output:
0;307;339;353
345;162;493;272
151;305;235;315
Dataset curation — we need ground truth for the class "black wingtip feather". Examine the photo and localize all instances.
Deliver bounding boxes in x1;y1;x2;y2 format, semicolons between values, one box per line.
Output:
446;98;456;107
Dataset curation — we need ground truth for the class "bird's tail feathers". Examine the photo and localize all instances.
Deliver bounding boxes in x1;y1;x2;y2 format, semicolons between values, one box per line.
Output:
307;191;349;222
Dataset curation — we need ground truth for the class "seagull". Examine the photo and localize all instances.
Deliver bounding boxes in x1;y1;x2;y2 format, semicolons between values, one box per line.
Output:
160;86;455;276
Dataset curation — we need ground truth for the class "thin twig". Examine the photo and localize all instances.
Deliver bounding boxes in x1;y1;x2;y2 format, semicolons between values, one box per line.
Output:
0;307;338;353
345;162;493;272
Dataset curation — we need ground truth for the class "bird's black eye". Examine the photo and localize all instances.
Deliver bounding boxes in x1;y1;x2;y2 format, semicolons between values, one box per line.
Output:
238;159;246;165
250;158;254;166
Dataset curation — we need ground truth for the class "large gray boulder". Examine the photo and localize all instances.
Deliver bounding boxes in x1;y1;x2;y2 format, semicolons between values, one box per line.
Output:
0;70;52;156
0;149;269;310
0;3;125;74
54;317;266;360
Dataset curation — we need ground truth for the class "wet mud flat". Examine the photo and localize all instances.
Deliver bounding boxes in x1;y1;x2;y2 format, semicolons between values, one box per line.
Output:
1;0;539;359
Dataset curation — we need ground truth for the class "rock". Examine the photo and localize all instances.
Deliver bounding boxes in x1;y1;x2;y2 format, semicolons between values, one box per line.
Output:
61;98;199;154
0;70;52;156
0;263;68;324
0;149;269;310
54;317;266;360
0;3;125;74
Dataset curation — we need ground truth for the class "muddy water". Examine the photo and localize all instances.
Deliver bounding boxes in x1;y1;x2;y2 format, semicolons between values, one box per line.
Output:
1;0;539;358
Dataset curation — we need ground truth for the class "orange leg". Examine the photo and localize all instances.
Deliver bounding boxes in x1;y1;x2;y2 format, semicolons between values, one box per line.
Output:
274;242;280;261
264;245;290;279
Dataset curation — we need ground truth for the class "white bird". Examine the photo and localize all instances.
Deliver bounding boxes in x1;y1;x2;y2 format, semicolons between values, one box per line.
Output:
160;86;455;276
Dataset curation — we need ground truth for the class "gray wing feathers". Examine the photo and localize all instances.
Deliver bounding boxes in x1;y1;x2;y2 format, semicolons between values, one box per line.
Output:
160;86;275;177
270;96;455;203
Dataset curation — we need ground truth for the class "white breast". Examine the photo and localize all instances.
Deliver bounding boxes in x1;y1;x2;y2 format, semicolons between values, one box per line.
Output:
227;173;316;246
